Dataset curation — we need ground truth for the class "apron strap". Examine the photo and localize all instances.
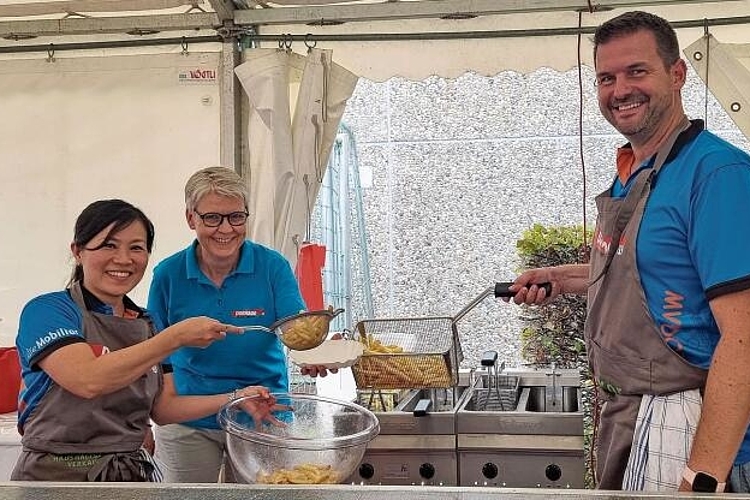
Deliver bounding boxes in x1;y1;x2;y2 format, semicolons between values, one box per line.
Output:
86;450;156;482
589;117;692;285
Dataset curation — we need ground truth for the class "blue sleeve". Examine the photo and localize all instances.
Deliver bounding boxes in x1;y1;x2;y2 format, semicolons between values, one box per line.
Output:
146;263;172;365
16;292;85;368
690;162;750;295
270;254;306;320
146;264;169;331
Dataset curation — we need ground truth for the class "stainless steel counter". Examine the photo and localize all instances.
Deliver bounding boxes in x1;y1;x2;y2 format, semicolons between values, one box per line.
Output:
1;483;748;500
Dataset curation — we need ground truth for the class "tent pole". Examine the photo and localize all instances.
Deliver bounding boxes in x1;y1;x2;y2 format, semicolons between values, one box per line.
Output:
241;15;750;42
0;35;221;54
219;36;243;171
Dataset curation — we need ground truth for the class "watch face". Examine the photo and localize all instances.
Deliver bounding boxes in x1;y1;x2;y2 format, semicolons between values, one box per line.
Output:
692;472;719;492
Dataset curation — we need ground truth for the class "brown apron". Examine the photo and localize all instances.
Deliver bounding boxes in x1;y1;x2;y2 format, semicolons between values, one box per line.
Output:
11;282;162;481
585;119;708;489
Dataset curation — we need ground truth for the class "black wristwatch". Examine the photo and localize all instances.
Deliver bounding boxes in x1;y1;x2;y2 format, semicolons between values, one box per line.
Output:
683;467;726;493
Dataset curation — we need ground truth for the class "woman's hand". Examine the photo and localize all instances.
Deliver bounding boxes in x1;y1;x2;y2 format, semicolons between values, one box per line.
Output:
234;386;288;428
169;316;244;348
300;365;339;377
299;332;342;378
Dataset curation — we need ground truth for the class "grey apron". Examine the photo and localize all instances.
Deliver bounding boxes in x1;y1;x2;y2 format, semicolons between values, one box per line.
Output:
585;119;708;489
11;282;162;481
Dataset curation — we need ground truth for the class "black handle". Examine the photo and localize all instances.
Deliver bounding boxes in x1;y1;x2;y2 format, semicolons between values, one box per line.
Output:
413;398;432;417
481;350;498;367
494;281;552;298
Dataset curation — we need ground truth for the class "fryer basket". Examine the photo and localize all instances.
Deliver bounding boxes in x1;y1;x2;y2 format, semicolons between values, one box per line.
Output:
350;282;531;390
351;316;462;389
471;373;520;411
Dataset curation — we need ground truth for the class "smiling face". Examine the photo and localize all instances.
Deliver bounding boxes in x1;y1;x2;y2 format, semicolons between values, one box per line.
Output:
71;220;150;308
187;191;247;263
595;29;686;146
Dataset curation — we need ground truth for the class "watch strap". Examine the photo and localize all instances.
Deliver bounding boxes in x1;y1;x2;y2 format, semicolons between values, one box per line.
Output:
683;467;726;493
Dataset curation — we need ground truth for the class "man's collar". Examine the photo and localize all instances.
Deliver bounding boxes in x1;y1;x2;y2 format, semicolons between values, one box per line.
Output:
616;119;704;171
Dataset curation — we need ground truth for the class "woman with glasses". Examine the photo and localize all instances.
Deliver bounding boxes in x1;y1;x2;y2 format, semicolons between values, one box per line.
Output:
147;166;318;483
12;199;276;482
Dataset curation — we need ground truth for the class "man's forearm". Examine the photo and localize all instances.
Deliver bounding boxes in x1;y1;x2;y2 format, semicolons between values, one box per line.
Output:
554;264;591;295
688;290;750;482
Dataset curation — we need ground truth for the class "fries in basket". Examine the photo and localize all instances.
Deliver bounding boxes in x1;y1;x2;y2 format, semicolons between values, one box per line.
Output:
354;333;453;388
362;334;403;353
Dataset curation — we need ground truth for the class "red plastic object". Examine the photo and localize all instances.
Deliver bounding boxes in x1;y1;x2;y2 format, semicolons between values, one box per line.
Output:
0;347;21;413
296;242;326;311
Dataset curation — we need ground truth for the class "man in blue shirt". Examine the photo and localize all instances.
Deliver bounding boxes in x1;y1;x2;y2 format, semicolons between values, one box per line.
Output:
509;11;750;493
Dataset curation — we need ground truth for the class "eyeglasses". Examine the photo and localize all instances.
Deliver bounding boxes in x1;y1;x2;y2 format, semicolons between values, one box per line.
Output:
194;210;249;227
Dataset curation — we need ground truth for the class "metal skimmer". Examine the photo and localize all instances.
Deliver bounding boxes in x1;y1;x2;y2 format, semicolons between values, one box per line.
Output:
472;350;519;411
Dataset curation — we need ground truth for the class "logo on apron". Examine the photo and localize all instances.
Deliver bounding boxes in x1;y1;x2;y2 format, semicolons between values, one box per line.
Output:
89;344;110;357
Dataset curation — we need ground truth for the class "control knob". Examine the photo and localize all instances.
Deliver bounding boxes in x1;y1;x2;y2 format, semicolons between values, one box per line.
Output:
545;463;562;482
419;463;435;479
482;462;499;479
359;463;375;480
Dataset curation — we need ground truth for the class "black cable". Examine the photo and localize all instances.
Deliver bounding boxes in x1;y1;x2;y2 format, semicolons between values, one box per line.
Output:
576;11;588;262
703;18;711;129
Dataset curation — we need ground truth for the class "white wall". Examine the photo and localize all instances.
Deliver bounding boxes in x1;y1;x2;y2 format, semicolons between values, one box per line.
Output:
0;51;223;345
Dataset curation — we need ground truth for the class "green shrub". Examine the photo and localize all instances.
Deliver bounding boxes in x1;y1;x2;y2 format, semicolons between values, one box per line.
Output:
515;223;596;488
516;224;589;368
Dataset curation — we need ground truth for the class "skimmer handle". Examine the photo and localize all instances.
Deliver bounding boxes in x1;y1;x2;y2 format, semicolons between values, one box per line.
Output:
494;281;551;298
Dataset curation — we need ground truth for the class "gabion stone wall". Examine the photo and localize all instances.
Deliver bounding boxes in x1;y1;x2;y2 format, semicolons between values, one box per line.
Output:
337;66;750;370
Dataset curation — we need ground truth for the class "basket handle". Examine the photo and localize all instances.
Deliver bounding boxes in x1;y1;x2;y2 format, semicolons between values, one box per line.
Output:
494;281;551;298
327;308;345;319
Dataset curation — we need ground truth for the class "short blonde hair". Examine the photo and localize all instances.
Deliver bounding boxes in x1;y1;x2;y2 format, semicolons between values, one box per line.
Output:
184;166;248;212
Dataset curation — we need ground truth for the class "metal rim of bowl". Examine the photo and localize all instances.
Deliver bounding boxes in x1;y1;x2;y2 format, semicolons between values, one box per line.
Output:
218;392;380;451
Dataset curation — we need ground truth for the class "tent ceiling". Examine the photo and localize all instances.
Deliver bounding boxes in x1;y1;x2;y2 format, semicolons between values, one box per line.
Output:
0;1;205;17
0;0;748;78
233;0;738;25
1;1;748;35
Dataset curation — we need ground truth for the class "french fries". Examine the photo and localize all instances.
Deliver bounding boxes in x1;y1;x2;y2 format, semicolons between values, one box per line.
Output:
256;463;339;484
362;333;403;354
281;316;328;350
354;333;452;388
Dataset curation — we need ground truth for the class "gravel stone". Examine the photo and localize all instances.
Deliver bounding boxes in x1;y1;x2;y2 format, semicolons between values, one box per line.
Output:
331;65;750;370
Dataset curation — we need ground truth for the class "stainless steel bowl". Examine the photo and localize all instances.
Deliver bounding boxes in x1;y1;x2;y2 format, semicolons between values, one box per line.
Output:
218;393;379;484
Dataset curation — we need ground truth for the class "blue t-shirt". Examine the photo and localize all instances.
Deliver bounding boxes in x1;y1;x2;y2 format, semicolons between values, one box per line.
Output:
15;289;150;432
147;240;305;429
612;126;750;464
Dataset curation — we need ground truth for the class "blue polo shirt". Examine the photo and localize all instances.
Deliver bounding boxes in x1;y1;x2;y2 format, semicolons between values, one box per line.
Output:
147;240;305;429
612;123;750;464
15;288;149;433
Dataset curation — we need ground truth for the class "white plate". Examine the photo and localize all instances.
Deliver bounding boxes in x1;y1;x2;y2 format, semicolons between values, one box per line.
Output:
289;339;364;369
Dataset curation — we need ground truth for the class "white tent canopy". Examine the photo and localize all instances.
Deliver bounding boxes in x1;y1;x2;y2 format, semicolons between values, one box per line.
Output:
0;1;748;130
1;1;748;135
1;0;749;344
242;1;750;79
1;1;750;76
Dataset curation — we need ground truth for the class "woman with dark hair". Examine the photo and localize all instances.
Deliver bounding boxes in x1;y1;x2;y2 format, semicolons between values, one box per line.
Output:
12;199;276;482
